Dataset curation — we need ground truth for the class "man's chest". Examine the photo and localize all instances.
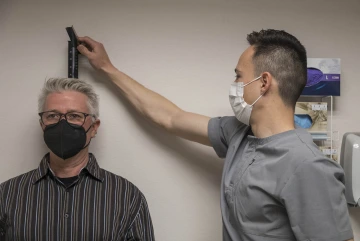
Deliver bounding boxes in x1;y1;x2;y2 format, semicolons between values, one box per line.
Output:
3;180;132;241
223;144;294;238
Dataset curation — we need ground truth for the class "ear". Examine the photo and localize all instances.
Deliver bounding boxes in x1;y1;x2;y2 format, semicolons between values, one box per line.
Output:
90;119;101;138
260;72;272;95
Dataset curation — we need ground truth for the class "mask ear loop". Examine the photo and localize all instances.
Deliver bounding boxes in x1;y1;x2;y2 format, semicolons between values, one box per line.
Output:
242;75;263;106
250;94;263;107
85;124;93;134
243;76;261;87
82;123;95;150
249;75;269;106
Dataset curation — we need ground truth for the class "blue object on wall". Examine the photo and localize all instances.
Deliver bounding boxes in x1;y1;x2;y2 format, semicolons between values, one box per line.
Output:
294;114;313;129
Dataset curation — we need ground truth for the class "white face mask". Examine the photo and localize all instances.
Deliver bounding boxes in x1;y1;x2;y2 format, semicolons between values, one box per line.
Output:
229;76;263;125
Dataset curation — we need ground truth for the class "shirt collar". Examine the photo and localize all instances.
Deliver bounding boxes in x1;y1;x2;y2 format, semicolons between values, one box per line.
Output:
83;153;104;182
32;153;104;184
31;153;51;184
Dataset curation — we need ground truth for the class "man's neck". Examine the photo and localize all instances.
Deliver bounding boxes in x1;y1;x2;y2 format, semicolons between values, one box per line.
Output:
250;105;295;139
49;150;89;178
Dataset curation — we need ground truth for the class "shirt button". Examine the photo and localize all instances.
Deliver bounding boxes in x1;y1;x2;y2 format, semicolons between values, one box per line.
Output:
65;213;69;218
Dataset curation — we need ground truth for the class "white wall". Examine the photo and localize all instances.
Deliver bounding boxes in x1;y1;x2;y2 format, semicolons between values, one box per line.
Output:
0;0;359;240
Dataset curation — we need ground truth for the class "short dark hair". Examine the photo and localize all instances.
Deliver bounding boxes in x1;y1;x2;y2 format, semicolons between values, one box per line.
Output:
247;29;307;108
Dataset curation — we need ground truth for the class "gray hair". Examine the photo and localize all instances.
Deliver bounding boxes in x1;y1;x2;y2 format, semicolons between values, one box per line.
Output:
38;78;99;118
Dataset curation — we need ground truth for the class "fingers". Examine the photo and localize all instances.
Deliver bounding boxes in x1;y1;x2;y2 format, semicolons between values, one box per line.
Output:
77;44;93;57
76;36;112;70
78;36;98;49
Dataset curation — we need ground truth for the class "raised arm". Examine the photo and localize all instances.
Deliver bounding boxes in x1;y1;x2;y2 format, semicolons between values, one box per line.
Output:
77;36;211;146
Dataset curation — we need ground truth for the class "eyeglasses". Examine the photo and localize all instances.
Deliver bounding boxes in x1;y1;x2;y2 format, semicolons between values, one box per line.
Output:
39;111;95;126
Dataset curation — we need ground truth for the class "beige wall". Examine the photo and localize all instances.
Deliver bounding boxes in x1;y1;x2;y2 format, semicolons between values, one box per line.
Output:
0;0;359;240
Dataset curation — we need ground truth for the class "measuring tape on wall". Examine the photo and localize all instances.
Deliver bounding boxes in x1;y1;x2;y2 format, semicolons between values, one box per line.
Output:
65;26;80;78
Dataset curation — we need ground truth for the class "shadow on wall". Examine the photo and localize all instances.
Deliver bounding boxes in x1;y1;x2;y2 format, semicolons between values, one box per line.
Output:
88;68;223;188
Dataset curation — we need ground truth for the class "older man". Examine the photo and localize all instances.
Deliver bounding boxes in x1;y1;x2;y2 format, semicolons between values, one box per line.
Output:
0;78;154;241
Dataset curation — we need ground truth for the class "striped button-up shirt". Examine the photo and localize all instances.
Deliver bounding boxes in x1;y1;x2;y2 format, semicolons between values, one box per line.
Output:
0;153;155;241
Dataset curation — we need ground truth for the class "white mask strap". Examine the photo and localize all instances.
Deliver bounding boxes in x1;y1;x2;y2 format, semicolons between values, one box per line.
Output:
243;76;261;87
250;94;263;107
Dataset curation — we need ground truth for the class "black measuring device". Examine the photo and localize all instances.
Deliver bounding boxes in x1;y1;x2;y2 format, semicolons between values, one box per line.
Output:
66;26;80;78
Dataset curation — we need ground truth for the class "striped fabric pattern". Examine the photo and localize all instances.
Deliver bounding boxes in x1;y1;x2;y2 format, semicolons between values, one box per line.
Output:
0;153;154;241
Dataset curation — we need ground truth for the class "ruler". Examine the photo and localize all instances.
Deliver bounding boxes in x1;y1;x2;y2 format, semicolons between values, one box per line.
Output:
65;26;79;78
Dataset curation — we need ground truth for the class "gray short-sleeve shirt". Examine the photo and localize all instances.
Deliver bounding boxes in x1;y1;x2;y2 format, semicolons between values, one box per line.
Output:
208;116;353;241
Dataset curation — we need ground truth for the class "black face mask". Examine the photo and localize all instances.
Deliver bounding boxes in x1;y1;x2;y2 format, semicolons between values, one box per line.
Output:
43;119;92;160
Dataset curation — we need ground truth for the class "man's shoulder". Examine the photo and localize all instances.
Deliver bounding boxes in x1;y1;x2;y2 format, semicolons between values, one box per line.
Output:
0;169;38;188
0;169;38;197
210;116;246;131
279;130;343;176
268;128;341;173
209;116;250;142
99;168;145;198
286;146;341;173
276;128;325;159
